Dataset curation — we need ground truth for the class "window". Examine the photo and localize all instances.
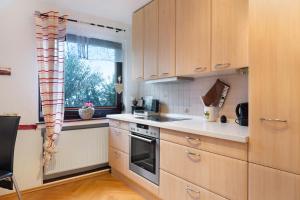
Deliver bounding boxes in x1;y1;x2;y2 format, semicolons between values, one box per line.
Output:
39;34;123;121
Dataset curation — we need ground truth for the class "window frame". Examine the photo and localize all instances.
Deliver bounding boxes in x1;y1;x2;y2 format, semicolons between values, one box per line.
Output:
39;62;123;122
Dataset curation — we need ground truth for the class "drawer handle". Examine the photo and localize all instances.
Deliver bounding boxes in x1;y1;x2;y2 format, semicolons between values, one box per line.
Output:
194;67;207;72
186;186;200;195
161;72;169;76
186;151;201;159
260;118;287;123
185;136;201;145
136;76;143;80
215;63;231;69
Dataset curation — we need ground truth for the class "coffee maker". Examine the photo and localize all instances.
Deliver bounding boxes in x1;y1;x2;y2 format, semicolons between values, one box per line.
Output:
235;102;248;126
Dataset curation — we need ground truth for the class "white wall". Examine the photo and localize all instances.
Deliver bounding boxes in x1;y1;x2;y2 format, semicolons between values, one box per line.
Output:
0;0;136;195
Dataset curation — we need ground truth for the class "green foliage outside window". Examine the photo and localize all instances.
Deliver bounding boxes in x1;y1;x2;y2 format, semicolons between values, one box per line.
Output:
64;53;116;108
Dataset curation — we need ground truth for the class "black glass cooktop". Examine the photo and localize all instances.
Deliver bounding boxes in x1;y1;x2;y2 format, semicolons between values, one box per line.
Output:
135;115;190;122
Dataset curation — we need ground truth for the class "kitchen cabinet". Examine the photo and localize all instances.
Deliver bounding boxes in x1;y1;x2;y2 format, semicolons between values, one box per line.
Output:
132;8;144;80
158;0;176;78
249;164;300;200
160;140;248;200
161;129;248;160
249;0;300;174
211;0;248;71
143;0;159;80
160;170;226;200
108;147;127;174
176;0;211;76
109;127;129;153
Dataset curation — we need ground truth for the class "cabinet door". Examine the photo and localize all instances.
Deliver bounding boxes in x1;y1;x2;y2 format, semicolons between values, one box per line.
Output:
158;0;176;78
160;170;227;200
144;0;159;80
212;0;248;71
176;0;211;76
160;140;248;200
109;147;126;174
249;164;300;200
132;9;144;80
249;0;300;174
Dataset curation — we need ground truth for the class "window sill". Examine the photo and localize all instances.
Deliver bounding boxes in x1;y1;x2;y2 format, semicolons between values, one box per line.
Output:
37;118;109;129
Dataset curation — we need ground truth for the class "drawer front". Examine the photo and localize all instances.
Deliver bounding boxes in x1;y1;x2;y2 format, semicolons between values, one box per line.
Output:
109;147;126;174
109;127;129;153
109;119;129;130
160;170;227;200
161;129;248;161
249;163;300;200
160;140;247;200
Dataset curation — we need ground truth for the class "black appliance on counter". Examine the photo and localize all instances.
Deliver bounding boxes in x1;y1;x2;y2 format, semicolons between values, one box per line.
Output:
235;102;248;126
131;106;144;114
133;97;160;117
129;123;160;185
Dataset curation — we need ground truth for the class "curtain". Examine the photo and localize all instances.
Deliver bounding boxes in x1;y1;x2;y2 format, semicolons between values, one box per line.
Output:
35;11;67;166
66;34;123;62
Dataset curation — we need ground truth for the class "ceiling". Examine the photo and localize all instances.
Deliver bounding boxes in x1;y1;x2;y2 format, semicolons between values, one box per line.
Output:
42;0;151;25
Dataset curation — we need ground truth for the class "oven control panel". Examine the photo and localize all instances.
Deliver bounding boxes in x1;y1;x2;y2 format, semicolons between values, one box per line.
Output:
129;123;160;139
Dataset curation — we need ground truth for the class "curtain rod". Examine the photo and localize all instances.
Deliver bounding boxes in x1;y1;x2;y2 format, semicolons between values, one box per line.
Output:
35;11;126;33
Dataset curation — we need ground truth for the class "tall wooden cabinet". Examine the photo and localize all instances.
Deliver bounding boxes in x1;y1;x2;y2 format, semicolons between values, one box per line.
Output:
175;0;211;76
158;0;176;78
132;9;144;80
211;0;248;71
249;0;300;174
144;0;159;80
249;0;300;199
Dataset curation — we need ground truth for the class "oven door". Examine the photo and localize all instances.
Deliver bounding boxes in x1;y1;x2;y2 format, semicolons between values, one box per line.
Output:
129;132;160;185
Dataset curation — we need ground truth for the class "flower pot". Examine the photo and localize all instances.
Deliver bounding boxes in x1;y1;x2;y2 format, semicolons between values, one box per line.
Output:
78;107;95;120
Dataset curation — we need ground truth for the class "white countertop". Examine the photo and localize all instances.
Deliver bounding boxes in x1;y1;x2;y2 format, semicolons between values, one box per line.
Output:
107;114;249;143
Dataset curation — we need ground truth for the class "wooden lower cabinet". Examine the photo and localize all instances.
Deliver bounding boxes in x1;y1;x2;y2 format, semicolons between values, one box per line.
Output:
160;140;247;200
160;170;226;200
109;147;127;174
109;120;129;131
109;127;129;153
160;129;248;161
249;163;300;200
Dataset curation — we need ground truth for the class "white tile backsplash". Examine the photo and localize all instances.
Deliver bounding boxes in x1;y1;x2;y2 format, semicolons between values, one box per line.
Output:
138;73;248;118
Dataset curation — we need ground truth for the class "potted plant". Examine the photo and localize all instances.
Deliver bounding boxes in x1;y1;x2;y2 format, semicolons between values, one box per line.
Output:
78;102;95;120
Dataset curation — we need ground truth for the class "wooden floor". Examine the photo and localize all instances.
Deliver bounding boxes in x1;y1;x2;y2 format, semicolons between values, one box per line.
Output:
0;173;145;200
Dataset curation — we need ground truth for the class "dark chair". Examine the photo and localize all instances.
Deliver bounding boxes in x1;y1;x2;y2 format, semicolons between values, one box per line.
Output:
0;116;22;200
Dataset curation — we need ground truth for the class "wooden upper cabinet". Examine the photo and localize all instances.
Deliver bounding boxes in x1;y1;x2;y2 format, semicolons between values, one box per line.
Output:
143;0;159;80
249;0;300;174
132;9;144;80
158;0;176;78
212;0;248;71
176;0;211;76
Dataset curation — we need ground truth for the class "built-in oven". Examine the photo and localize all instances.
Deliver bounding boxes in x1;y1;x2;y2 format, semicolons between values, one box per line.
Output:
129;123;160;185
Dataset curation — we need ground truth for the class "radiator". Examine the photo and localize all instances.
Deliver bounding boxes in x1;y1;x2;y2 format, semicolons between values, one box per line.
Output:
43;124;109;177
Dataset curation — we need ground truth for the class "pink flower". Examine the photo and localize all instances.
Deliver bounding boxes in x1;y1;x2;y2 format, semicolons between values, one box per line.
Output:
84;102;94;108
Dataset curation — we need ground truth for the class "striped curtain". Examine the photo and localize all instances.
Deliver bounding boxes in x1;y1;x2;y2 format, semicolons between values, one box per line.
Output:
35;11;67;166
